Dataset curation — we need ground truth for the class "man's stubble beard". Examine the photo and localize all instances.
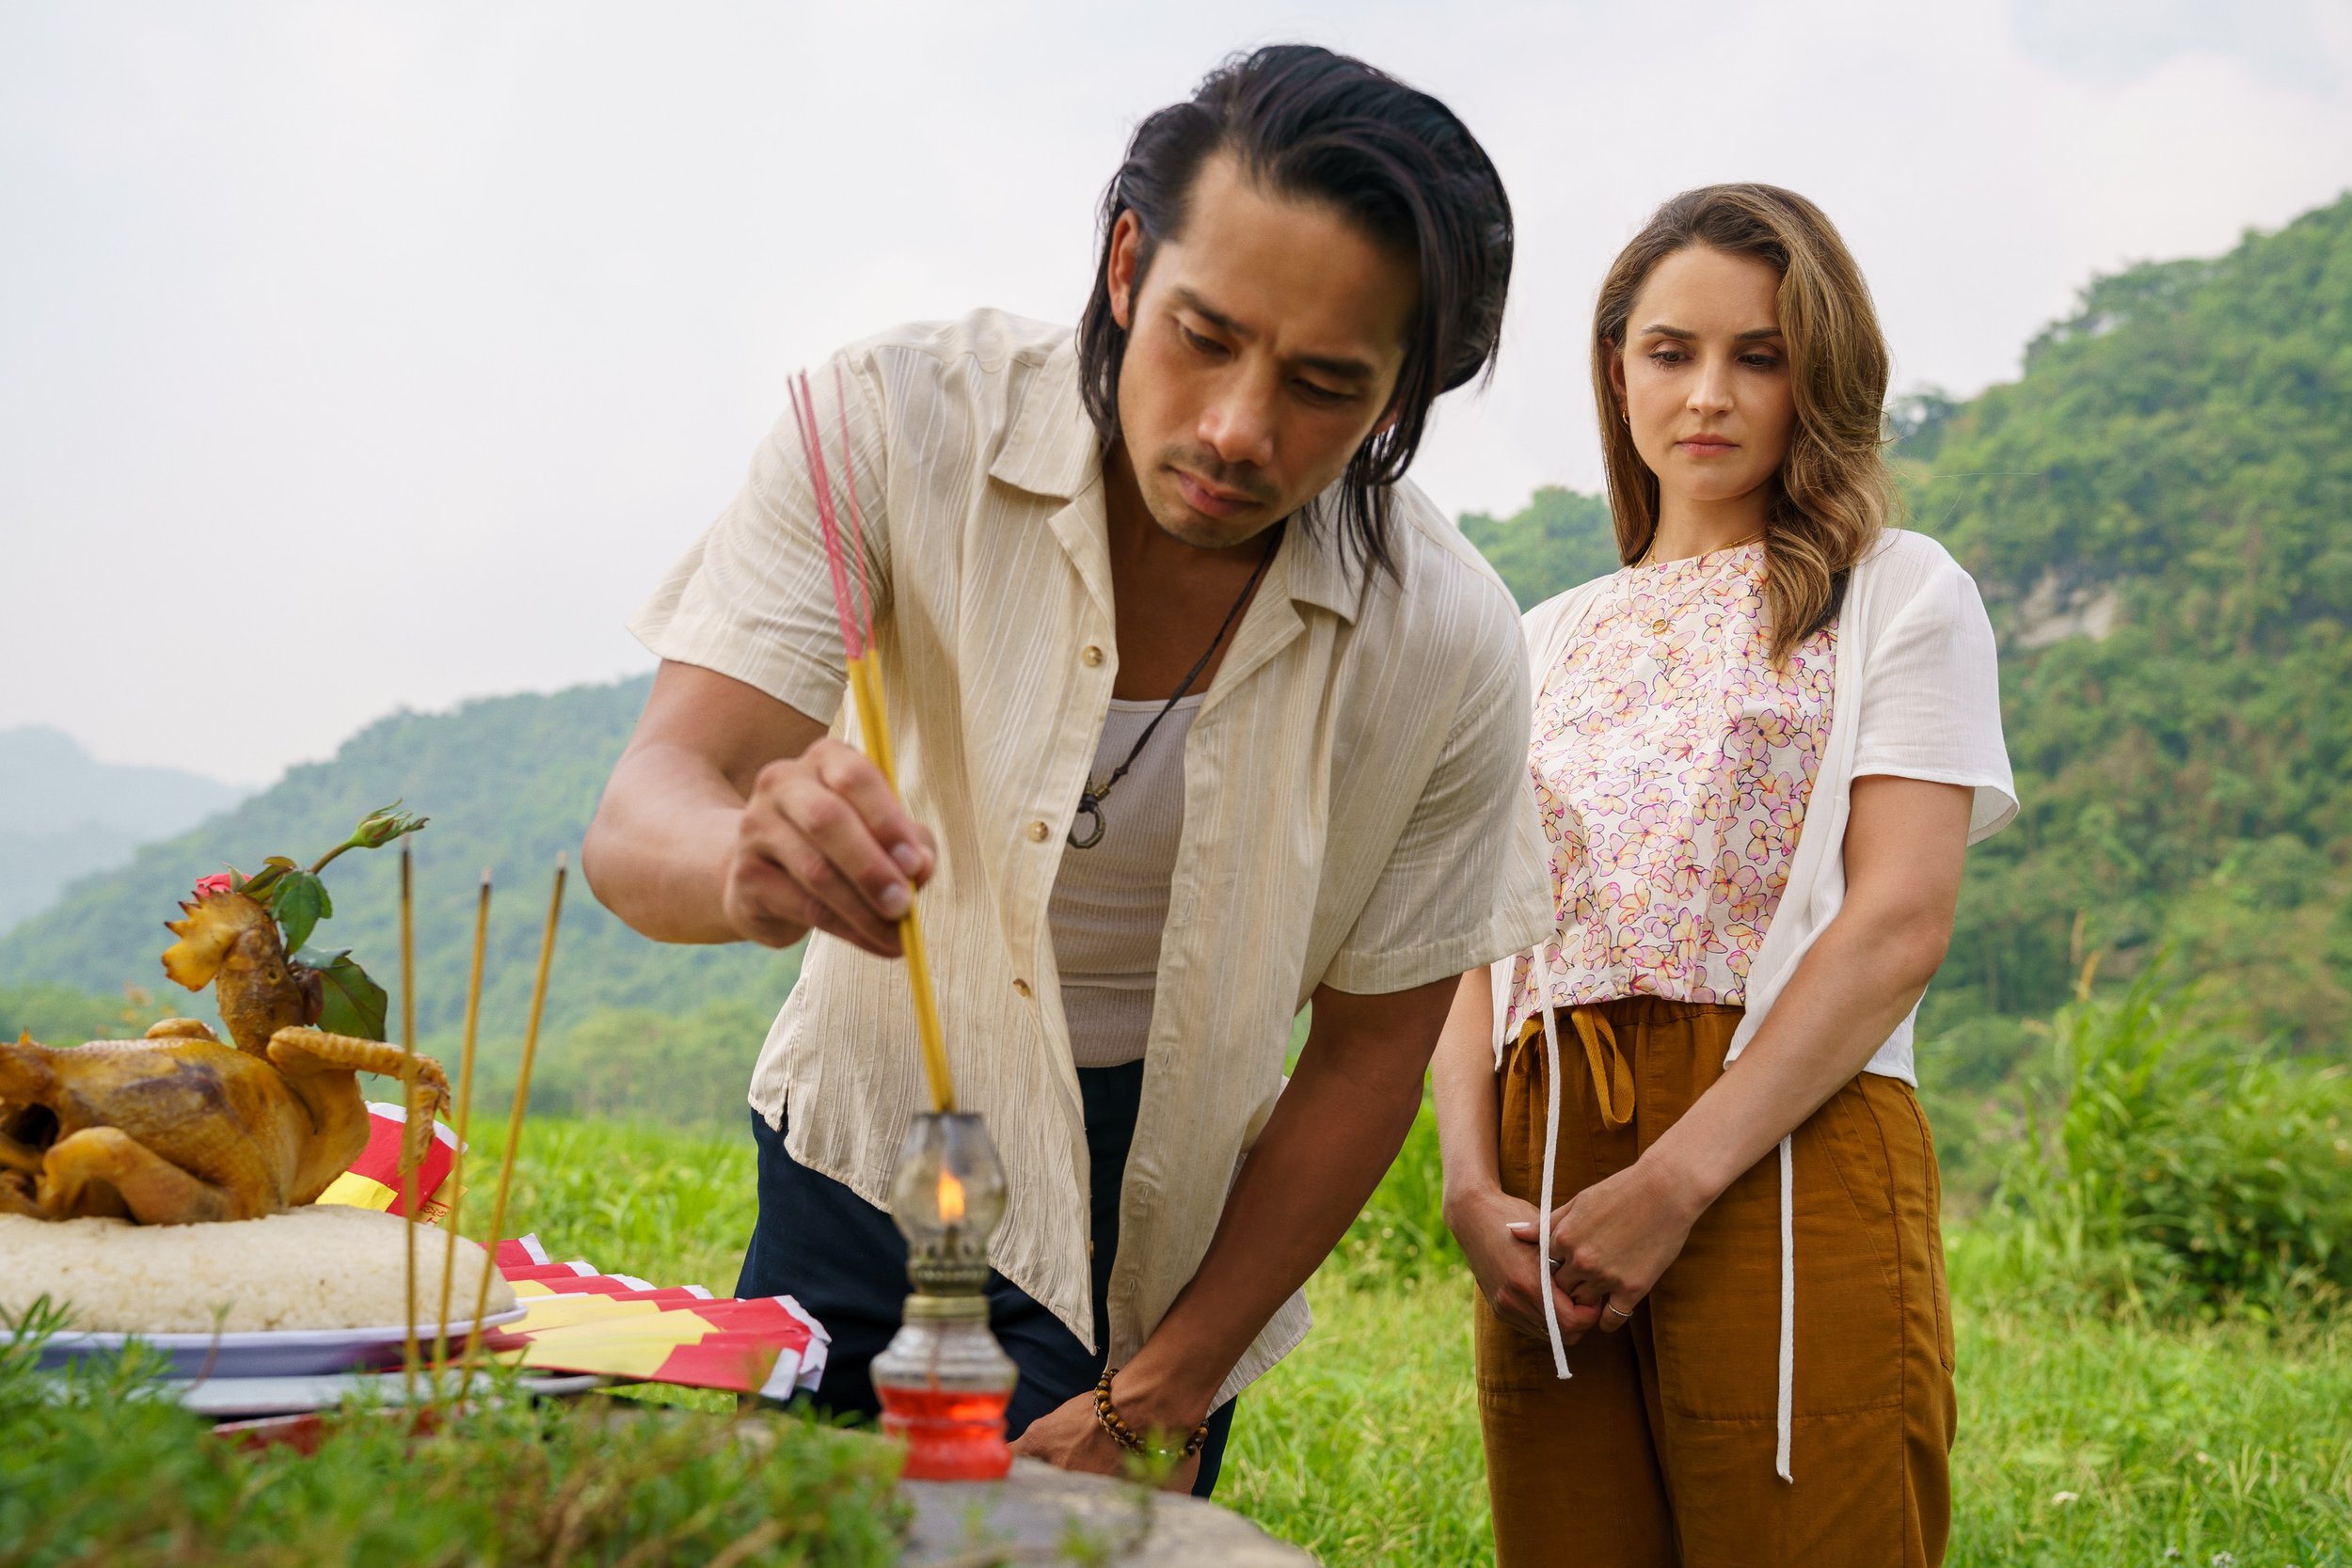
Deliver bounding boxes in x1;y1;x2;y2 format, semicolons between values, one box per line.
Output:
1136;440;1289;554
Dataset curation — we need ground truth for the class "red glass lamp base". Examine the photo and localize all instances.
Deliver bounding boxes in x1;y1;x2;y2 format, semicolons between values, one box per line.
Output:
878;1385;1013;1481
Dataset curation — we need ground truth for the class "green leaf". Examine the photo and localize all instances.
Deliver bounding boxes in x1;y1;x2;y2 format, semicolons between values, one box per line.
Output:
295;947;388;1041
267;871;332;955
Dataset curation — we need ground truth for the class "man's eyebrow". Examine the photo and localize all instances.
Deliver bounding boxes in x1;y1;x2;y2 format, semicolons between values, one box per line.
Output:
1295;351;1378;382
1174;289;1250;341
1173;288;1378;383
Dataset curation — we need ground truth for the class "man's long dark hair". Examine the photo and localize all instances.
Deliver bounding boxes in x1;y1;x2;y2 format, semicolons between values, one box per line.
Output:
1077;45;1513;579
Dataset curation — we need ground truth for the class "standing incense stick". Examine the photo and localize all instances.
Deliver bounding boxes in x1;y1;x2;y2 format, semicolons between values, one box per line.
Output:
457;854;565;1388
398;847;421;1402
789;371;957;1115
434;868;491;1370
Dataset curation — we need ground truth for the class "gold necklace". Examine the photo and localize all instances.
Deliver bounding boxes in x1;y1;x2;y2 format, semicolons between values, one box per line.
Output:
1621;532;1763;637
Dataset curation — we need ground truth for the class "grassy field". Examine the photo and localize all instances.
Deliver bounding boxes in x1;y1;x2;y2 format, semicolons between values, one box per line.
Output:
477;1117;2352;1567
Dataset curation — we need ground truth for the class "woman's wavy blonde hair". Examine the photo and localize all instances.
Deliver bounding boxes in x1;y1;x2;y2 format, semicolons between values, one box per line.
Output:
1592;183;1891;661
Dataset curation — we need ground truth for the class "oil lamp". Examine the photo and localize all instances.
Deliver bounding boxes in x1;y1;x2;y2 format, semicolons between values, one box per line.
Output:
871;1111;1019;1481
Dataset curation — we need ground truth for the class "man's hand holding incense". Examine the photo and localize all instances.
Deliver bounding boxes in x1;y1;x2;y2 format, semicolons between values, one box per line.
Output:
584;663;936;958
725;736;937;958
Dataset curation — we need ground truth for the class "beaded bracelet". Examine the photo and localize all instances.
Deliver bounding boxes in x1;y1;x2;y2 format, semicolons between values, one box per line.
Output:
1092;1368;1211;1461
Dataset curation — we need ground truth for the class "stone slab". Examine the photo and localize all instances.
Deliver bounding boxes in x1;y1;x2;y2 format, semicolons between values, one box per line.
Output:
899;1457;1316;1566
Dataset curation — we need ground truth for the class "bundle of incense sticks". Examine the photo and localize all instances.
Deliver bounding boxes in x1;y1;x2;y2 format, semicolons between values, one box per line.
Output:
392;850;569;1409
788;367;957;1117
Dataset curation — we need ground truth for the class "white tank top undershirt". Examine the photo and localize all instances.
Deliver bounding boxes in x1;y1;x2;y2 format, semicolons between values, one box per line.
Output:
1047;695;1200;1069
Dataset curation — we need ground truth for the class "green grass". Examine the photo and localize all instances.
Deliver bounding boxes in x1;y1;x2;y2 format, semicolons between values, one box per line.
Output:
5;1316;906;1568
1944;1238;2352;1568
1222;1274;1491;1563
471;1116;760;1296
466;1117;2352;1567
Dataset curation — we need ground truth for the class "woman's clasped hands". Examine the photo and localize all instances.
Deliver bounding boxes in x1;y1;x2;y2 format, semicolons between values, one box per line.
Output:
1453;1156;1708;1346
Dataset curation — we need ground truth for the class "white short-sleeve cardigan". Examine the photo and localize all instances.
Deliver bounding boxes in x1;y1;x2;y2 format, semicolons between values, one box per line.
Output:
1489;527;2017;1078
1485;527;2017;1481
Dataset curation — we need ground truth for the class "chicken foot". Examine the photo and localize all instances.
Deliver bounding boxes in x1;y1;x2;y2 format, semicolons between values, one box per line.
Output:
268;1028;453;1179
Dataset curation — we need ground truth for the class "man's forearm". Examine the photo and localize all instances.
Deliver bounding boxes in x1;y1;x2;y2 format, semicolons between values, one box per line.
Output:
1116;1058;1420;1424
581;741;764;945
1112;978;1455;1431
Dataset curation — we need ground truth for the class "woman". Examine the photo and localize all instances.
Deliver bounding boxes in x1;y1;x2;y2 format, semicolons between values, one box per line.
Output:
1434;184;2015;1568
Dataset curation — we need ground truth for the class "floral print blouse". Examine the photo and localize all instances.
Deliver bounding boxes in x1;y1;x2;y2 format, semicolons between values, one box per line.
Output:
1502;542;1837;1034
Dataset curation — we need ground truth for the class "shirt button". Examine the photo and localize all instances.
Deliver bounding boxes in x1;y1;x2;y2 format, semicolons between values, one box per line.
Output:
1026;819;1050;843
1081;644;1104;667
1012;977;1033;999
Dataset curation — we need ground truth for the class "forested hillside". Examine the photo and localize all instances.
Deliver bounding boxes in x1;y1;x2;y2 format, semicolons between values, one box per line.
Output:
1903;194;2352;1051
1463;192;2352;1066
0;679;802;1058
11;191;2348;1108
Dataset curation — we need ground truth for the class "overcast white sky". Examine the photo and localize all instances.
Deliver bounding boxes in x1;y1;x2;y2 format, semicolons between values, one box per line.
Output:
6;0;2351;784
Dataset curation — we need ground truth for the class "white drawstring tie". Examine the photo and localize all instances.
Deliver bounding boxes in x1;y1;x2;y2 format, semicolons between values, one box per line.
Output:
1533;958;1571;1380
1517;937;1797;1482
1775;1132;1794;1482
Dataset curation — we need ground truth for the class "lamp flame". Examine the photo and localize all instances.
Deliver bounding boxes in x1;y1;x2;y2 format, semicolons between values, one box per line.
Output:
936;1166;967;1227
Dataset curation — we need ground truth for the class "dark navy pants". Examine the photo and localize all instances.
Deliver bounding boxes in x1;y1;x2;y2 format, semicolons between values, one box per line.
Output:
738;1060;1236;1497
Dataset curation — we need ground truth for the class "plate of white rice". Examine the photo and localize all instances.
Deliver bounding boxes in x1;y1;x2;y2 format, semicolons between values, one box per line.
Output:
4;1205;523;1378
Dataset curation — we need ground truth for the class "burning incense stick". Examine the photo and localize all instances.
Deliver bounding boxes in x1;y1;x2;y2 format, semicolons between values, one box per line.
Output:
789;371;956;1115
398;846;421;1401
434;868;491;1370
457;854;566;1388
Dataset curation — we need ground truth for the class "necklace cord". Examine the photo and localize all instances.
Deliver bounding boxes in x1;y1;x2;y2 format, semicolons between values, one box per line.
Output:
1070;531;1279;847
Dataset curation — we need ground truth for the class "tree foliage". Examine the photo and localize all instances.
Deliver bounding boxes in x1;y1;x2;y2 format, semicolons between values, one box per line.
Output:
0;679;803;1051
1908;193;2352;1042
15;193;2352;1070
1459;485;1619;609
1469;193;2352;1049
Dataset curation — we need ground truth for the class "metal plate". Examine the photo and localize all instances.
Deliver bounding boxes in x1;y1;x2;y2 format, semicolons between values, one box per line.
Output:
33;1305;530;1378
170;1369;610;1418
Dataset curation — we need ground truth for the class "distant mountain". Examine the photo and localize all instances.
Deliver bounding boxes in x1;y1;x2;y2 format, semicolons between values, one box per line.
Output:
0;679;802;1053
1466;191;2352;1052
0;727;248;933
18;191;2350;1069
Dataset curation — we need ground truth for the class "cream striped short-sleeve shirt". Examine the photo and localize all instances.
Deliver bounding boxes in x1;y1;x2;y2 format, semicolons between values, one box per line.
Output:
630;309;1549;1401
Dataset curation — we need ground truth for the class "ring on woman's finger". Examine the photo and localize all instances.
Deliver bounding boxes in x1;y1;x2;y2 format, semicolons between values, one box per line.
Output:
1602;1302;1631;1323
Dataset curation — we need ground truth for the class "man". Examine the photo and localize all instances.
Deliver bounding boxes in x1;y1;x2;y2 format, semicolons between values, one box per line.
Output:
583;45;1547;1496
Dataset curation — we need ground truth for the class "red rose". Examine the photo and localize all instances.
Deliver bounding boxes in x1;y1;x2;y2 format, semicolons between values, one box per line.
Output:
194;873;233;899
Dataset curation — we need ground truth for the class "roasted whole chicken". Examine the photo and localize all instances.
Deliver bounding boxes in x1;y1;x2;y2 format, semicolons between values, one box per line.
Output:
0;890;446;1226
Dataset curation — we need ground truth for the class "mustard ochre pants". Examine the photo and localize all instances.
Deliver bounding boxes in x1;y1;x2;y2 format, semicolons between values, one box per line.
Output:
1476;998;1956;1568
